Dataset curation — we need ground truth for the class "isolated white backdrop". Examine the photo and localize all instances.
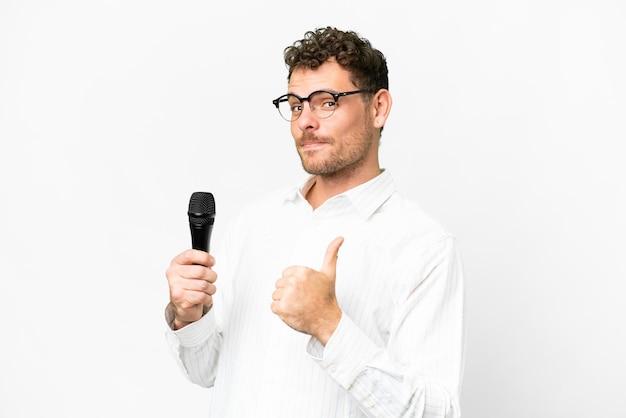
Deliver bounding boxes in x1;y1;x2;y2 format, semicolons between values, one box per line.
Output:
1;1;624;417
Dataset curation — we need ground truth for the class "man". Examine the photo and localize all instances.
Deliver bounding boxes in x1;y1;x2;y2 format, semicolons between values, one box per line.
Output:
165;26;465;417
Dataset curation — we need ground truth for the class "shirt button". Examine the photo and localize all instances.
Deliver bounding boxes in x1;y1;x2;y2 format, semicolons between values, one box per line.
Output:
328;364;337;373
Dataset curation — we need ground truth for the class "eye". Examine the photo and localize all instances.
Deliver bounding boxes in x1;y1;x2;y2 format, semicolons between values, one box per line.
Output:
310;92;337;112
320;99;337;109
287;98;303;113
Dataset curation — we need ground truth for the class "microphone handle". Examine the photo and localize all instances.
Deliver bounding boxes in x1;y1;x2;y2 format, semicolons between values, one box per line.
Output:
190;224;213;252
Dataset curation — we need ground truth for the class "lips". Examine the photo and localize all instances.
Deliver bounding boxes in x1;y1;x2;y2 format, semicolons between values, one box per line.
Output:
301;140;327;148
298;134;331;150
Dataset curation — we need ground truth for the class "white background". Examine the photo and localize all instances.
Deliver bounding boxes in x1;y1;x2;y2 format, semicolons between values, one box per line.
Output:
1;1;624;417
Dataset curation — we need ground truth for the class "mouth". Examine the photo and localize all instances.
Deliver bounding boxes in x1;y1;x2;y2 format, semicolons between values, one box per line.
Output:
298;134;331;151
300;141;328;151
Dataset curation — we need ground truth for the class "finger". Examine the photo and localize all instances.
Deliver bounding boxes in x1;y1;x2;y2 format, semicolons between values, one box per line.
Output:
174;249;215;267
170;285;213;309
281;265;311;278
182;278;216;296
181;292;213;310
177;264;213;280
320;236;344;278
275;277;285;289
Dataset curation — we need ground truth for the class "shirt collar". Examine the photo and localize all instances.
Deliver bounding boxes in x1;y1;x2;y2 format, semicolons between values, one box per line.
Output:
284;169;396;219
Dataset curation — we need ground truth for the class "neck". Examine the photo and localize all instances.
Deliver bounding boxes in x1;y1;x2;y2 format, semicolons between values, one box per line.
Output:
306;164;381;209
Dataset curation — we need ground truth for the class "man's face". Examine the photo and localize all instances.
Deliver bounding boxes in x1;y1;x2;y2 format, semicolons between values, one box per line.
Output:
287;61;378;178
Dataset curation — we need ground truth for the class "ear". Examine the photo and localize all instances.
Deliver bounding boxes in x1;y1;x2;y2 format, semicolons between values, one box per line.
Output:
371;89;392;129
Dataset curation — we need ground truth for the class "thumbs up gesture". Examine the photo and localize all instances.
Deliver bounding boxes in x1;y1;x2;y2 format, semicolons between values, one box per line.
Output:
271;237;344;345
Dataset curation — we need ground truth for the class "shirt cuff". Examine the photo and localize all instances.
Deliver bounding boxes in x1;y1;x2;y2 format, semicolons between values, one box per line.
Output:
307;313;380;389
164;304;218;348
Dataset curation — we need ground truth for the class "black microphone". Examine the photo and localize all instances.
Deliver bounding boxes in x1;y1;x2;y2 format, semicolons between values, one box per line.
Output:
188;192;216;252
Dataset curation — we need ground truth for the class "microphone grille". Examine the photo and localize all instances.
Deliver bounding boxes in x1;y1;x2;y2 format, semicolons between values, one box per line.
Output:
188;192;215;225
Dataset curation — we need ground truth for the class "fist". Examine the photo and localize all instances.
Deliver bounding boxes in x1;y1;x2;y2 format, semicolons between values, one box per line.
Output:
166;249;217;329
271;237;344;344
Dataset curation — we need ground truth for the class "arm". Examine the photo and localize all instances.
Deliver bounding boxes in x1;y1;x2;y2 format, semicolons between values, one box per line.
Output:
163;249;222;387
164;302;223;388
307;237;465;418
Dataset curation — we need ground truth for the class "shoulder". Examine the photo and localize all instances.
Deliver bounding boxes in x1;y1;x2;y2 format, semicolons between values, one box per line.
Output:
225;184;297;230
374;193;463;293
239;185;295;215
374;191;457;256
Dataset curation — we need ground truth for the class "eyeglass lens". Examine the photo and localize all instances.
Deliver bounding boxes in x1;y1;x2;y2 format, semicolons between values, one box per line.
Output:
278;92;337;121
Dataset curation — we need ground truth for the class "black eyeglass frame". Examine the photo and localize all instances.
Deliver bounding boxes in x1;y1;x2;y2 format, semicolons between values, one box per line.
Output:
272;89;376;121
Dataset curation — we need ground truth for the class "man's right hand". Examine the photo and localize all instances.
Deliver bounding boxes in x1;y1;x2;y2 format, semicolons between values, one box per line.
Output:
166;249;217;330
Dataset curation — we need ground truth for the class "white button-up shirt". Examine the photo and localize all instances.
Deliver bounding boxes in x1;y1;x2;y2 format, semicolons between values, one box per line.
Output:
166;170;465;417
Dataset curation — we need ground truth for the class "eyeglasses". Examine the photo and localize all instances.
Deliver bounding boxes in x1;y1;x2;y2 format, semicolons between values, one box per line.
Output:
272;89;375;121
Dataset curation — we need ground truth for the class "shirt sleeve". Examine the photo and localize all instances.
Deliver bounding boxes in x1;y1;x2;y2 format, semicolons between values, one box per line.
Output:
307;236;465;418
164;303;223;388
163;211;241;389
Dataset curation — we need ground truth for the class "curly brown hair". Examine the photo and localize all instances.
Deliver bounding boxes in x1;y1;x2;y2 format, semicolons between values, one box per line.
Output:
283;27;389;94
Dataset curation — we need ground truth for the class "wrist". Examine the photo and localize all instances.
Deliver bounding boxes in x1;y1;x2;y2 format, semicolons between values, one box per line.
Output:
173;316;192;330
316;309;342;346
167;304;212;330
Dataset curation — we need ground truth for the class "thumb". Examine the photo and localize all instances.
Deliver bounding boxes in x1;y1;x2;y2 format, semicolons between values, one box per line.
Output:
320;236;345;278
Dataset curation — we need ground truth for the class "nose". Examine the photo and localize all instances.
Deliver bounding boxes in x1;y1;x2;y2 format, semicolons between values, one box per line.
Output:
296;101;319;130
